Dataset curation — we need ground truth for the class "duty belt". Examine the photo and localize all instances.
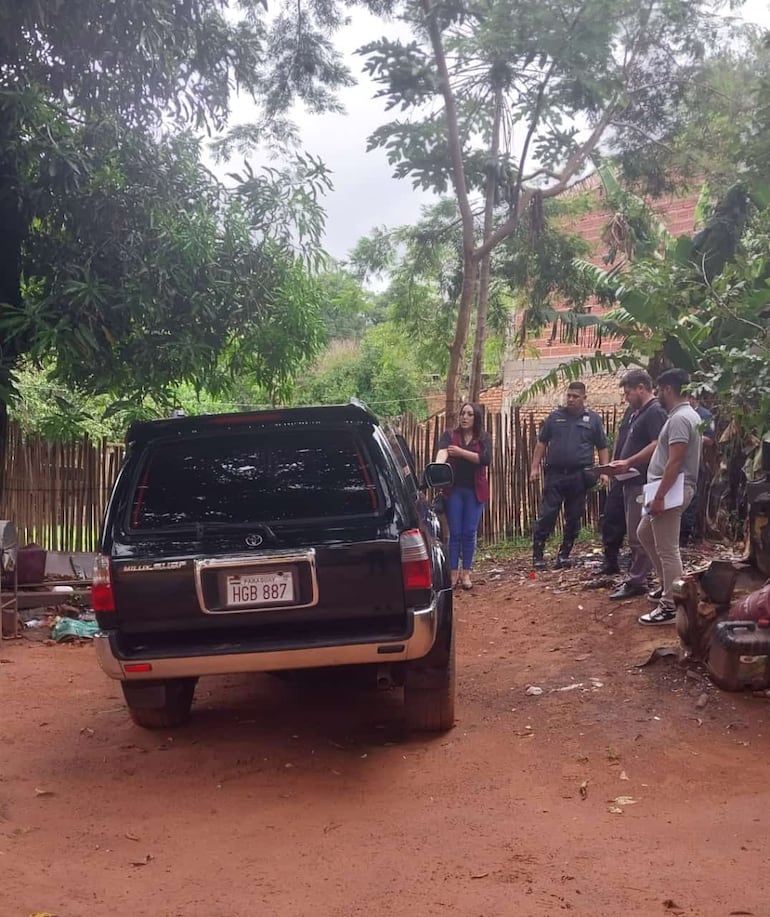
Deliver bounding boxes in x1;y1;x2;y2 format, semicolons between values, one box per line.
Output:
545;465;584;475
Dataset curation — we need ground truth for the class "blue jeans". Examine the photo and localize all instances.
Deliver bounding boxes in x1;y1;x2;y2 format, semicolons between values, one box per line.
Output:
446;487;485;571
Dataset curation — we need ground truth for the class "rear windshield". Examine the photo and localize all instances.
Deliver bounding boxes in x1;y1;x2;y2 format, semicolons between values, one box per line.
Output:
127;429;381;530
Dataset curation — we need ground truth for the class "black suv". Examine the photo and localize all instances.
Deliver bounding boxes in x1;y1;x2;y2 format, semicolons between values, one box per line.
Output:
92;402;455;731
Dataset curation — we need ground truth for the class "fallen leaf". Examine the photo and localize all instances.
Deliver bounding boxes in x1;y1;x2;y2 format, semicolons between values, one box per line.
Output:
130;854;153;867
471;872;489;880
34;787;54;797
579;780;588;800
125;832;140;842
663;900;683;911
323;822;342;834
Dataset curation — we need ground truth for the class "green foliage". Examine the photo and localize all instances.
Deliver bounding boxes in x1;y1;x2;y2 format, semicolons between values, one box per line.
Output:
315;269;387;342
0;127;326;405
0;0;358;430
350;198;518;379
294;325;430;417
355;0;743;413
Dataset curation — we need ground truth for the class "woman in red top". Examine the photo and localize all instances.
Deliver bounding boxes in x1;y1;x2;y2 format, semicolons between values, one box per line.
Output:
436;403;492;590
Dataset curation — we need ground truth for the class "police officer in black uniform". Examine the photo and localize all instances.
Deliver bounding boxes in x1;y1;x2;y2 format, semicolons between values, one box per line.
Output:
530;381;609;569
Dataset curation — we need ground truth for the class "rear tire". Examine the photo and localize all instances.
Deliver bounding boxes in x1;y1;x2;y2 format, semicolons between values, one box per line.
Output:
122;678;196;729
404;631;456;732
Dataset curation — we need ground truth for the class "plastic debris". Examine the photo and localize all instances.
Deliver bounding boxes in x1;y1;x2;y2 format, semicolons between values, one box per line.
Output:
525;686;544;696
50;617;100;642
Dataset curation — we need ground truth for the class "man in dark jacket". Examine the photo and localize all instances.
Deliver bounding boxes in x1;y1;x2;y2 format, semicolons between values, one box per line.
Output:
530;381;609;569
606;369;669;599
598;404;633;574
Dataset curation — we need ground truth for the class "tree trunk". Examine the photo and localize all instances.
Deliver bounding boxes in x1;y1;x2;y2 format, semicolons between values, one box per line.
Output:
445;254;477;424
468;89;503;401
422;0;477;429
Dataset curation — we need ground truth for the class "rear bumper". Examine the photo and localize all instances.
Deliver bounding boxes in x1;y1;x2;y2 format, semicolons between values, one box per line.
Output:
94;599;440;681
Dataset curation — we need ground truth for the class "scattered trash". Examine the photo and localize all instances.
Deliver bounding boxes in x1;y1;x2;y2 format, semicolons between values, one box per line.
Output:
130;854;153;867
636;646;679;667
608;806;624;815
589;678;604;688
619;771;629;781
525;685;544;696
470;872;489;880
552;682;583;692
579;780;588;800
34;787;54;797
611;795;638;806
50;617;100;642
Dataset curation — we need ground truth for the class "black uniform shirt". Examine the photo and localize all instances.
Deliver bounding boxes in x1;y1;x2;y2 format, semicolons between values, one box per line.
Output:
538;407;608;470
619;397;668;484
613;406;634;459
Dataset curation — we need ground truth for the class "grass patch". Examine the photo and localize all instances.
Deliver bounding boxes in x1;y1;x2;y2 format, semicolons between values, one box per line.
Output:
478;527;600;563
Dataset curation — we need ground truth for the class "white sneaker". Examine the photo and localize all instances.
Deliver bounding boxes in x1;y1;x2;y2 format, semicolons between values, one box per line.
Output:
638;604;676;626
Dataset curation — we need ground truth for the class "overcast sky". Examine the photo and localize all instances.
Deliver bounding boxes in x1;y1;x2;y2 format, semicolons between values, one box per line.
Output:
227;0;770;263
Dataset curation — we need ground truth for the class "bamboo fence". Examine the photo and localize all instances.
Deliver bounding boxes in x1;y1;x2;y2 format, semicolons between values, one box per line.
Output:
1;423;124;552
0;408;620;551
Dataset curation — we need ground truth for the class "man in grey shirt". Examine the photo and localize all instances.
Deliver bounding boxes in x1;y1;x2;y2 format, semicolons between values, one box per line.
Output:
610;368;701;625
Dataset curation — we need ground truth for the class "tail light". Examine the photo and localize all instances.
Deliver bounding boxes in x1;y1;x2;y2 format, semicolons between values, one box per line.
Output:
400;529;432;591
91;554;115;612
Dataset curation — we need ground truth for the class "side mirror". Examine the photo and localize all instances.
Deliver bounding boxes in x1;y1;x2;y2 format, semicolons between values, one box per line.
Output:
423;462;454;489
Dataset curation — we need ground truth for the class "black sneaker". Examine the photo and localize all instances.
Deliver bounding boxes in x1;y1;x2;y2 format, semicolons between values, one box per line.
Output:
598;560;621;575
533;558;547;571
638;604;676;626
554;555;572;570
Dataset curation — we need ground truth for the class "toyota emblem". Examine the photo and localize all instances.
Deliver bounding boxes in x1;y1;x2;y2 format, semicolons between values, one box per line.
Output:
245;534;263;548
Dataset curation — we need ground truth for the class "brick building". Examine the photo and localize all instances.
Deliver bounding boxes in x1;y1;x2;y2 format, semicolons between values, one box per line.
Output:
490;176;701;411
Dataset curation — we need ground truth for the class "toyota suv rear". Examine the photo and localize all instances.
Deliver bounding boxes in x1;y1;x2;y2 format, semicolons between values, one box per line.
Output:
92;401;455;731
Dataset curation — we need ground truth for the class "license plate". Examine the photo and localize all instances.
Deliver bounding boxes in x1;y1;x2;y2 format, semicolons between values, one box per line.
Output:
226;571;295;607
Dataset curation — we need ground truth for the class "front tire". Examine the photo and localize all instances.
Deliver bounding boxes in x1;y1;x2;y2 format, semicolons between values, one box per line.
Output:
121;678;196;729
404;631;456;732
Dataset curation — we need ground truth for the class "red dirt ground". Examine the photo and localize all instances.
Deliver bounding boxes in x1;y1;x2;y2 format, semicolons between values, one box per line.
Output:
1;554;769;917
